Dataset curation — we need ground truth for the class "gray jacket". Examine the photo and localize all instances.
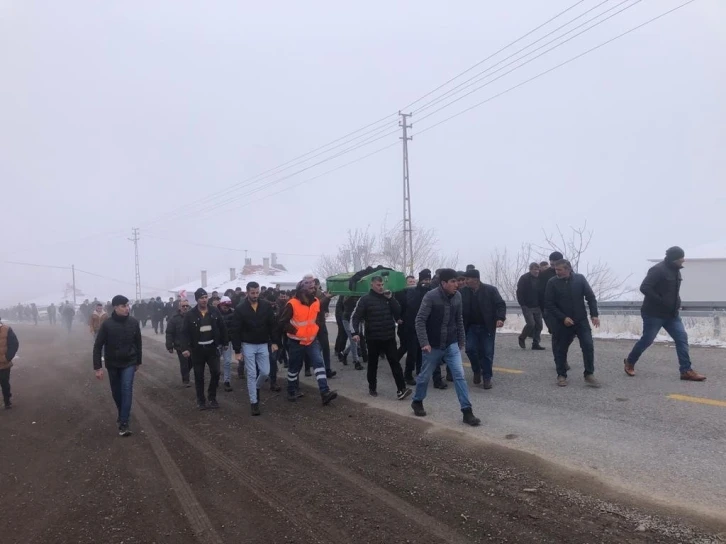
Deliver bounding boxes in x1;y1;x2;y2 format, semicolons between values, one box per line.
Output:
415;287;465;350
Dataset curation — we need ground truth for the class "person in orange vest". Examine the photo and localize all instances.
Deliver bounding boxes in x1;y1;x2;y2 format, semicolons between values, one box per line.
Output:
278;276;337;405
0;316;20;409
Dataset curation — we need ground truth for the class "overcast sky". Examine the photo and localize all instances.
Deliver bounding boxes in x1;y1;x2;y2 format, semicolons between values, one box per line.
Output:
1;0;724;306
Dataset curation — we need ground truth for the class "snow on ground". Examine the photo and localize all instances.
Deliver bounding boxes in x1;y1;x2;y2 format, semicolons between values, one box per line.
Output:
171;267;313;298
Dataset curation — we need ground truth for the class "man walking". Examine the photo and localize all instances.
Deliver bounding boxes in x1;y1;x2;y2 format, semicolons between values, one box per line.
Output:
544;260;600;387
460;269;506;389
181;288;228;410
48;303;57;326
351;276;412;400
230;282;279;416
218;296;235;392
517;263;545;350
624;246;706;381
411;269;481;426
89;302;108;339
278;277;337;405
166;299;192;386
0;316;20;409
538;252;563;335
93;295;142;436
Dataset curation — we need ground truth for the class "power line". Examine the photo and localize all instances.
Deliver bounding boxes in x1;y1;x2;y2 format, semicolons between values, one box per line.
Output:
2;260;71;271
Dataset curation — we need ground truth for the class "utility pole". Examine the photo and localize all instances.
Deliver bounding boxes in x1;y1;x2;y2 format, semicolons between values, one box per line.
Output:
129;227;141;301
71;264;77;306
400;111;414;276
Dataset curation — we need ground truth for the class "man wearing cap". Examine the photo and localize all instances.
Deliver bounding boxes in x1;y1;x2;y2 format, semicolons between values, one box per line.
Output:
166;298;192;386
624;247;706;382
0;316;20;409
412;268;481;426
181;288;229;410
93;295;142;436
460;269;507;389
278;277;337;405
218;295;236;392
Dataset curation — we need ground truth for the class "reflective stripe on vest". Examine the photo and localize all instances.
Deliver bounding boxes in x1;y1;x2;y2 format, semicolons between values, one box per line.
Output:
287;298;320;346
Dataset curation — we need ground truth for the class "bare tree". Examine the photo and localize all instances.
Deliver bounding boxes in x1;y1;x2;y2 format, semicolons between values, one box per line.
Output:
379;222;458;274
584;260;634;301
483;243;538;300
315;228;377;278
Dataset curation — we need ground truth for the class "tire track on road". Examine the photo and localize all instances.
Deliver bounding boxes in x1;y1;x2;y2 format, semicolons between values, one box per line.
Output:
134;402;224;544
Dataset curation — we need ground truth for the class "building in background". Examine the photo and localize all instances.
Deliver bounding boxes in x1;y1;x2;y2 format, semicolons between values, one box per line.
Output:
650;242;726;302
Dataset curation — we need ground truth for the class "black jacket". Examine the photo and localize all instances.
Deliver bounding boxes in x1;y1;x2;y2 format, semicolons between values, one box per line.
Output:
640;260;682;319
538;267;556;309
351;290;401;341
342;296;360;321
230;299;278;353
405;284;430;332
1;324;19;362
165;312;185;351
460;284;507;332
516;273;540;308
415;287;465;350
180;306;228;352
93;312;142;370
544;273;599;325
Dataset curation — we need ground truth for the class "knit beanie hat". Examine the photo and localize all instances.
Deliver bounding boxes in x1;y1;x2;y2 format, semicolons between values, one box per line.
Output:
464;269;481;279
665;246;685;262
549;251;564;261
194;288;208;301
438;268;457;283
111;295;129;306
418;269;432;281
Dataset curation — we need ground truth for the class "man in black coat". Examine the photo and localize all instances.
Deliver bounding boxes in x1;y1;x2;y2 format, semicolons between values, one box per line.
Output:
333;295;348;362
351;276;411;400
395;275;417;362
516;263;545;350
538;252;563;335
624;247;706;381
0;316;20;409
544;260;600;387
166;299;192;386
181;288;229;410
93;295;142;436
460;269;506;389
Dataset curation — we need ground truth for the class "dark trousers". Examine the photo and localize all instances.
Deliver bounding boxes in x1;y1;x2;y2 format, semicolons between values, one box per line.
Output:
465;324;496;380
192;347;221;402
365;338;406;392
553;322;595;378
334;317;348;354
176;350;192;383
152;317;164;334
519;306;543;346
0;368;11;405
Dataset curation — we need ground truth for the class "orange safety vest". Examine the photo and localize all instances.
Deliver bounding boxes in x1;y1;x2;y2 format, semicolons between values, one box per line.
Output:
286;298;320;346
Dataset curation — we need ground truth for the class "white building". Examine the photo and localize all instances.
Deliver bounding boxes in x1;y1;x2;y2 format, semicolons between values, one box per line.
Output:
650;242;726;302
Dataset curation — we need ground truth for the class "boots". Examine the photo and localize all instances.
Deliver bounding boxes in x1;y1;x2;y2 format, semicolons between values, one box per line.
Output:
462;408;481;427
411;400;426;417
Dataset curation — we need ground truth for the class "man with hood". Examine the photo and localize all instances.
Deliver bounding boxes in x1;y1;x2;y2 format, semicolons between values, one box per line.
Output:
0;316;20;409
624;246;706;381
93;295;142;436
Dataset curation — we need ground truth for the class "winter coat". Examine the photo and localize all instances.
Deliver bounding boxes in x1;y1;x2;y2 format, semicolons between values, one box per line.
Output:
93;312;142;370
342;296;360;321
230;299;278;352
544;273;599;325
516;273;540;308
351;290;401;341
415;286;465;350
460;283;507;332
165;313;185;351
180;306;228;352
640;260;682;319
89;311;108;334
538;267;556;309
405;284;430;332
0;324;20;370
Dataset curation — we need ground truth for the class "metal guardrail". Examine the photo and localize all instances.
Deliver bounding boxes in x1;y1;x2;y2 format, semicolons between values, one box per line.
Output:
505;301;726;318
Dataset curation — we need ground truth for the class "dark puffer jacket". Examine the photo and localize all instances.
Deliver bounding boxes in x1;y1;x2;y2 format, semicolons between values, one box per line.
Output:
165;312;185;351
640;260;682;319
93;312;142;370
544;273;598;325
460;283;507;331
415;286;465;350
516;272;540;308
351;290;401;341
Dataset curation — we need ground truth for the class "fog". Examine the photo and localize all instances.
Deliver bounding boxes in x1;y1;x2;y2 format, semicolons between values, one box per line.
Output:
2;0;724;306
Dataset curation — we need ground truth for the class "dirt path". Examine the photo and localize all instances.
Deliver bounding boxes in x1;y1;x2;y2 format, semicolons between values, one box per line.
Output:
1;325;723;543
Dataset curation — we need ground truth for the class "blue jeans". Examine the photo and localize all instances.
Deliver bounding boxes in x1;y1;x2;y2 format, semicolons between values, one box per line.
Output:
287;339;329;395
465;324;495;380
108;365;136;425
626;315;692;373
414;343;471;410
243;343;270;404
222;342;233;383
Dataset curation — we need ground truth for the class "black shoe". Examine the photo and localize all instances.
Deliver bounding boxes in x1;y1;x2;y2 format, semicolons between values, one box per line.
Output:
287;392;297;402
354;362;364;371
224;381;233;392
404;376;416;386
251;403;261;416
304;369;312;377
208;399;219;409
256;388;261;403
433;381;448;390
369;389;378;397
269;382;282;392
411;400;426;417
362;356;369;363
532;345;546;351
446;372;453;382
321;390;338;405
462;408;481;427
197;401;208;410
296;391;305;399
118;424;132;436
183;380;191;388
340;353;349;366
518;338;526;349
4;400;11;410
326;369;337;379
397;388;412;401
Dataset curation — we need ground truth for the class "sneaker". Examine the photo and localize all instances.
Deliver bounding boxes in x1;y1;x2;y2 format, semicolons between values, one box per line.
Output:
404;376;416;386
321;390;338;405
304;369;312;377
326;369;337;379
623;359;636;377
518;338;526;349
250;403;261;416
473;371;481;385
557;376;567;387
680;369;706;382
208;399;220;409
118;424;132;437
269;382;282;392
354;362;364;371
482;378;493;390
224;381;233;392
584;375;601;388
532;345;546;351
411;400;426;417
462;408;481;427
197;401;208;410
369;389;378;397
397;388;412;401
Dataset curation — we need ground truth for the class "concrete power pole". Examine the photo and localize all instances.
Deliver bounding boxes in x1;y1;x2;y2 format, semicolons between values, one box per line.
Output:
400;112;414;276
71;264;77;306
129;228;141;301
